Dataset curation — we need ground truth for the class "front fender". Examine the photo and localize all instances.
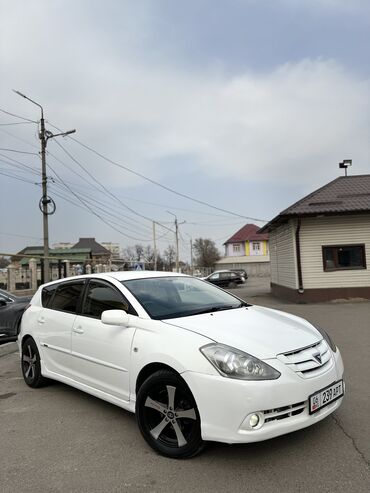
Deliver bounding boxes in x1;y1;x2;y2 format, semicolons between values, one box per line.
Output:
129;318;218;399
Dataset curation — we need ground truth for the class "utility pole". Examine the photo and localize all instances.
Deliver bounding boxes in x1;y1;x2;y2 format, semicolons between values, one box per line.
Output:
185;233;193;275
153;221;157;271
167;211;182;272
39;113;50;283
190;237;193;275
13;90;75;283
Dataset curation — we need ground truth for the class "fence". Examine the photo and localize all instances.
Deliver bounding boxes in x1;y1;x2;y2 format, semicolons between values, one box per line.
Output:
6;259;114;295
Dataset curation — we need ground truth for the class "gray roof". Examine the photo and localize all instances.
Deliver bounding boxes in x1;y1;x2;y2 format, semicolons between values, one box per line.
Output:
260;174;370;232
72;238;111;255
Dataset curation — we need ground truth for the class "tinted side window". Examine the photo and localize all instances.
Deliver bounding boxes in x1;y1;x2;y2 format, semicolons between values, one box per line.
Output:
82;281;129;319
42;285;57;307
50;282;84;314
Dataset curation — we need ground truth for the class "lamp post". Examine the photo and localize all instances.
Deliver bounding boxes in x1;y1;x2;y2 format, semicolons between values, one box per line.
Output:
13;90;75;282
339;159;352;177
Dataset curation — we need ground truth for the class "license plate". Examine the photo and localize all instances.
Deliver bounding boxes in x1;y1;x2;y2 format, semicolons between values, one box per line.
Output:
309;380;344;415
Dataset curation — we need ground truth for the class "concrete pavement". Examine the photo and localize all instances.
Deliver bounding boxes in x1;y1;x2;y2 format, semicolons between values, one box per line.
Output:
0;283;369;492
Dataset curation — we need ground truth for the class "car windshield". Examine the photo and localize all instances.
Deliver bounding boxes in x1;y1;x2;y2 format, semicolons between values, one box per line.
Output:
122;276;249;320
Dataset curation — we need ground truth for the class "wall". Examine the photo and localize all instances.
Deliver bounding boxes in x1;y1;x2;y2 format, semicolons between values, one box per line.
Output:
269;221;297;289
216;261;270;277
225;242;244;257
300;214;370;289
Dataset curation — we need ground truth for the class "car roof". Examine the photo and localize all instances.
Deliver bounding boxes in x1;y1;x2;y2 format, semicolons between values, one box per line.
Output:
40;270;189;288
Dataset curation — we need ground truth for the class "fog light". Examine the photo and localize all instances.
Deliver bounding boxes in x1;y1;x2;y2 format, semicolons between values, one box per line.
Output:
249;414;260;428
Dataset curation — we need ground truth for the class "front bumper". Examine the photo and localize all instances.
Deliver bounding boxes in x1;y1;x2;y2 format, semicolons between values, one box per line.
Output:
182;349;344;444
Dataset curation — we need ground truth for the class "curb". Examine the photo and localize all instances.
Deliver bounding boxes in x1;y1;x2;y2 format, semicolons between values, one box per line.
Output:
0;342;18;357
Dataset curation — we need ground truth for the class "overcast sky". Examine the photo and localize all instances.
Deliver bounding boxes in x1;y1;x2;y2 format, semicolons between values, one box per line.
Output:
0;0;369;261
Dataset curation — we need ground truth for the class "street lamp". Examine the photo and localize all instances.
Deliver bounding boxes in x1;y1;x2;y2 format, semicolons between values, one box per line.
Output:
13;90;76;282
339;159;352;177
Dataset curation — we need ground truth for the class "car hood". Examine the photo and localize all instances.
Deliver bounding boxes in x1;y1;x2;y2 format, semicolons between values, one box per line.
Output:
163;305;321;359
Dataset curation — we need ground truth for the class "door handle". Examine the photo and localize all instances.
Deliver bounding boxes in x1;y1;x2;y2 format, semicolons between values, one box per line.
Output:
73;326;84;334
38;317;45;324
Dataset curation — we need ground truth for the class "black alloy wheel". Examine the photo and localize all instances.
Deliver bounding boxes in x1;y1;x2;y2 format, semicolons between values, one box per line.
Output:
21;338;48;388
136;370;204;459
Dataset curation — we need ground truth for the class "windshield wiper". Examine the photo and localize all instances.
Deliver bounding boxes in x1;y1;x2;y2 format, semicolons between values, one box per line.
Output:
236;301;251;308
189;305;239;316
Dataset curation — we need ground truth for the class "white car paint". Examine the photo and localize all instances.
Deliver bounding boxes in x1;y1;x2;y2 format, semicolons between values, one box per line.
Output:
18;271;344;446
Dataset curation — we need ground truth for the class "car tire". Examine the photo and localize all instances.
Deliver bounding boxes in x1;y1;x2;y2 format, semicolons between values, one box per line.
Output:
228;281;237;288
136;369;204;459
21;338;48;388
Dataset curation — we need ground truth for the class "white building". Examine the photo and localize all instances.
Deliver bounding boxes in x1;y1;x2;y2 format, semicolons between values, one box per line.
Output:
260;175;370;302
101;242;121;259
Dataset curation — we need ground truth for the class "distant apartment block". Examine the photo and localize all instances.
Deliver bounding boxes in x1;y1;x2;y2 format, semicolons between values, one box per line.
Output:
101;242;121;259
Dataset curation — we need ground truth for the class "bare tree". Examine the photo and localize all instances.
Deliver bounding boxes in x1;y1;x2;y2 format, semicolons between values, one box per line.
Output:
0;256;10;269
193;238;220;267
163;244;176;271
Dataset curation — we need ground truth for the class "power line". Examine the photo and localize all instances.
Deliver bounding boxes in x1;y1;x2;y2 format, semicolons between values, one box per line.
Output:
0;107;37;123
47;122;266;222
0;121;36;126
0;231;43;240
0;127;39;150
51;187;156;244
45;151;155;234
0;120;167;242
49;182;154;239
46;161;153;242
0;169;40;186
0;148;39;156
52;139;175;232
0;152;40;175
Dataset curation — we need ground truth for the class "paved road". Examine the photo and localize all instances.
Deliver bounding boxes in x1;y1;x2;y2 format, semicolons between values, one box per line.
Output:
1;283;369;493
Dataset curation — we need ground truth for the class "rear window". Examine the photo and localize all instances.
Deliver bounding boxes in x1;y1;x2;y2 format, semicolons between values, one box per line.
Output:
49;282;84;314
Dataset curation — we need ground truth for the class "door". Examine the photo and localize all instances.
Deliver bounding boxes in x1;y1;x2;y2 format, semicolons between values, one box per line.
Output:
208;272;221;286
71;280;137;401
37;281;85;378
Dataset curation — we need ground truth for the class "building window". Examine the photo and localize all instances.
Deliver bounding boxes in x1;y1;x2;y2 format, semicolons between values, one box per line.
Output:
252;242;260;251
322;245;366;271
233;244;240;253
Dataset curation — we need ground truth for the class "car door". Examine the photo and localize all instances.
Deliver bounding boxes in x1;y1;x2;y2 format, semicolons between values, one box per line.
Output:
37;280;85;379
207;273;221;286
71;279;137;401
0;294;14;338
219;272;231;287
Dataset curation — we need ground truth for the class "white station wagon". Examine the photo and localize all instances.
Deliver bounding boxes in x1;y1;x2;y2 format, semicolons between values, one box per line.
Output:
18;271;344;458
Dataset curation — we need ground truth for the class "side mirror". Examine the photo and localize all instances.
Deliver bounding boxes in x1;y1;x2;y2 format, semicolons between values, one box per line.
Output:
101;309;129;327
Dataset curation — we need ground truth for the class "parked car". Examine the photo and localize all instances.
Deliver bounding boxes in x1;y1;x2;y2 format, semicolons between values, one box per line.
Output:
203;270;245;288
0;289;31;343
230;268;248;280
19;272;344;459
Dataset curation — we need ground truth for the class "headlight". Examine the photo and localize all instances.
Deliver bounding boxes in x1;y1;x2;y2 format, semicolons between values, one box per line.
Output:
200;343;281;380
314;325;337;352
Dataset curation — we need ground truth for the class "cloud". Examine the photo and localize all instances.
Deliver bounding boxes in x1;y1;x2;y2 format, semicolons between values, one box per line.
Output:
1;0;369;192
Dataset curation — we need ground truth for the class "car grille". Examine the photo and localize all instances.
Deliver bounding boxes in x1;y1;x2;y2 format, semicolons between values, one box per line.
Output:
263;401;306;423
277;339;333;378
